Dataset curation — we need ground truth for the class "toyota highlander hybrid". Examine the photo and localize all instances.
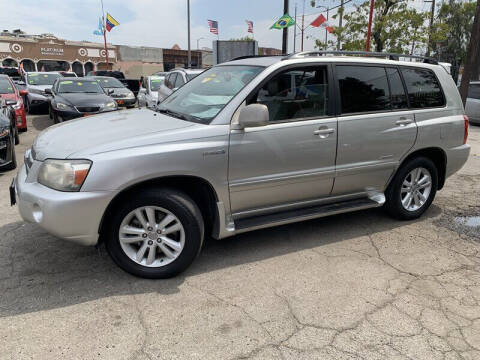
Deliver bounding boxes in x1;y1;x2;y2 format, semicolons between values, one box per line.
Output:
11;51;470;279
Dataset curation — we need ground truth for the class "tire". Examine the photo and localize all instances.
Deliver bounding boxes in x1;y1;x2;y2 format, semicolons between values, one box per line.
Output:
53;111;60;124
385;156;438;220
3;136;17;171
105;188;205;279
126;105;135;109
49;106;53;119
14;127;19;145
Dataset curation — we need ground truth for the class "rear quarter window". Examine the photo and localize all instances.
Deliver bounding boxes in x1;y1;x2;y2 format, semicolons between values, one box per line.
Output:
400;68;445;108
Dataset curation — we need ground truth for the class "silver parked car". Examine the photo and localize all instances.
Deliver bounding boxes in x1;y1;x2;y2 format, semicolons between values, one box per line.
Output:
12;51;470;278
464;81;480;125
20;72;62;114
157;68;203;103
137;75;165;108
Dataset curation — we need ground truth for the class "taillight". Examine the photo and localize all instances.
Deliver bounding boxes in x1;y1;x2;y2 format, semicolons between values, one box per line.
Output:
464;115;469;144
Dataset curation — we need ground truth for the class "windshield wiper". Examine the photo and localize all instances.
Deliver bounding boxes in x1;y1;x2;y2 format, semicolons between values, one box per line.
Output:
157;108;188;121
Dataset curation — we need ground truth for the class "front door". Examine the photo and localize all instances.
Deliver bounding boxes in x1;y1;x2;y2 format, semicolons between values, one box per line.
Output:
332;65;417;195
228;65;337;217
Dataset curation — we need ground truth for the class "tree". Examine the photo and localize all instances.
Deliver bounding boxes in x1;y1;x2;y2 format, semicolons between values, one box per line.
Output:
313;0;428;53
229;36;255;42
460;0;480;105
431;1;477;83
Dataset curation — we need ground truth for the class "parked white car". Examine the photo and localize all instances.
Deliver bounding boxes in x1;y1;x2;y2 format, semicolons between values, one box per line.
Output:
137;75;165;108
157;68;203;103
465;81;480;125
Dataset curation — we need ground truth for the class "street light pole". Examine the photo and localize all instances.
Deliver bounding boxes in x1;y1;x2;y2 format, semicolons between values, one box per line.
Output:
187;0;191;68
196;37;204;50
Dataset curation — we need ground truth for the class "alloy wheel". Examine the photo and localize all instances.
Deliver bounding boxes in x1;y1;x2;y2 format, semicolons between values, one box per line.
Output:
118;206;185;267
400;167;432;212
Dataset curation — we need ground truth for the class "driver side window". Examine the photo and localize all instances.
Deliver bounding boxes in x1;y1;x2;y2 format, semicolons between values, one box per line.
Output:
248;66;329;122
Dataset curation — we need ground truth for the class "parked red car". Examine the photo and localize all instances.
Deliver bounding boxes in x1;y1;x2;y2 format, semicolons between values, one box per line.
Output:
0;75;28;131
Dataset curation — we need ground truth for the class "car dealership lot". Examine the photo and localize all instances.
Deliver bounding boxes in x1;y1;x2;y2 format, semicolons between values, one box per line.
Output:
0;114;480;359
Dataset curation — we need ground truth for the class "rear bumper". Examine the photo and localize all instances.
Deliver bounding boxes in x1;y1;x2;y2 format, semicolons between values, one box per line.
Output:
446;144;471;178
15;164;114;246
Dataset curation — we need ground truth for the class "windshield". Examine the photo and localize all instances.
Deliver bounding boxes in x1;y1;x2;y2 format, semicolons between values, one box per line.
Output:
27;73;61;85
149;77;165;91
95;77;124;88
158;65;264;123
186;72;201;81
0;79;14;94
57;80;103;94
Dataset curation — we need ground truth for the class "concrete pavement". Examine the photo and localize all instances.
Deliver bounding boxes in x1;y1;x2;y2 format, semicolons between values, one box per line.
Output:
1;114;480;359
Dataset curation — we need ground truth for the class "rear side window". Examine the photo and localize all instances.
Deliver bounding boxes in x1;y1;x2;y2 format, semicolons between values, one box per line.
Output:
386;68;408;109
337;65;390;114
468;84;480;100
401;68;445;108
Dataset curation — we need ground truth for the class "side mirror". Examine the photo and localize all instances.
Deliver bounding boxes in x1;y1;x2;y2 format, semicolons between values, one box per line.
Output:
236;104;269;129
19;89;28;96
44;88;52;95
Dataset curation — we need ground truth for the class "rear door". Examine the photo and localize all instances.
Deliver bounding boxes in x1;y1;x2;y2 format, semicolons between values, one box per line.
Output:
332;64;417;196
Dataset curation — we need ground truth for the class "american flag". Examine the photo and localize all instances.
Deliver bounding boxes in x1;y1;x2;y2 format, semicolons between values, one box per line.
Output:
208;20;218;35
246;20;253;33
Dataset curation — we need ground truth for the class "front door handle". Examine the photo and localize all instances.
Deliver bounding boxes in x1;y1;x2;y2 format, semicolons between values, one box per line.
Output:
395;118;413;126
314;128;335;138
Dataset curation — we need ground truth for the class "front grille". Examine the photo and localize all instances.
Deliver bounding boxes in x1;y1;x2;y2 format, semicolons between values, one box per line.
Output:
76;106;100;113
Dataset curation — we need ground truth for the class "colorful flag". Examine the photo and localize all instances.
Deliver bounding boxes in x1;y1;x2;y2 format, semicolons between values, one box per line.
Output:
311;14;334;33
208;20;219;35
270;14;295;30
105;13;120;32
246;20;254;33
93;17;104;36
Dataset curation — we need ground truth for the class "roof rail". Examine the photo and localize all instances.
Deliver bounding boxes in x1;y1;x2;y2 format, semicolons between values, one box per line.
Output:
231;55;284;61
285;51;438;65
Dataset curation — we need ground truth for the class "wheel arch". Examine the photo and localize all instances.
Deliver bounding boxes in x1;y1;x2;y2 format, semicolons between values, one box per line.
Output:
98;175;220;243
397;147;447;190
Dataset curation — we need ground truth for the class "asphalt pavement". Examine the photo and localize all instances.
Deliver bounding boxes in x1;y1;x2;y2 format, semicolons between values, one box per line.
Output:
1;113;480;360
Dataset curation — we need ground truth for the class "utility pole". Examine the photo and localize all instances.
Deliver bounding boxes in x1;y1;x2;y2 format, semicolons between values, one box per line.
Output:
460;0;480;105
293;3;297;52
282;0;289;54
301;0;305;51
187;0;191;68
425;0;436;57
337;0;343;50
365;0;375;51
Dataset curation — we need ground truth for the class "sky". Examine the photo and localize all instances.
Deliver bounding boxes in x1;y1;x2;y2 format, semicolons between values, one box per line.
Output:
0;0;430;52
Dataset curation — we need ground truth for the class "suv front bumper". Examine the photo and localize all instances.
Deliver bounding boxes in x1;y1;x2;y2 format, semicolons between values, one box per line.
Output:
14;164;114;246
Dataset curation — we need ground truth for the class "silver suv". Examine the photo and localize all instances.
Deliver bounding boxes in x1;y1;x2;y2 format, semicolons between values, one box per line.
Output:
12;51;470;278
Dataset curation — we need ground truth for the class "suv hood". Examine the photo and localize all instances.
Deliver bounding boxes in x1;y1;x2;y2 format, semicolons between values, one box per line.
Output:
33;108;196;160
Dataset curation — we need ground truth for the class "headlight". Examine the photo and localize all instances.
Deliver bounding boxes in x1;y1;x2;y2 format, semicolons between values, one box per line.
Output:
38;159;92;192
55;102;72;110
29;88;44;95
126;91;135;99
0;127;9;137
103;101;117;110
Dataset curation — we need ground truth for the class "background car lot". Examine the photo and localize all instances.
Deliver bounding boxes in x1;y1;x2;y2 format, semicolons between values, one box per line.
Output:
0;114;479;359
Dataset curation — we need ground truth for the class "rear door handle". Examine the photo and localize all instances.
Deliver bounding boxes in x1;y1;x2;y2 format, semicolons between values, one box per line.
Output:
395;118;413;126
314;128;335;138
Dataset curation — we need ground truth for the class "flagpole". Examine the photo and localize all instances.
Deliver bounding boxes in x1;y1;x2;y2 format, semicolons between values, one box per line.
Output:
101;0;109;70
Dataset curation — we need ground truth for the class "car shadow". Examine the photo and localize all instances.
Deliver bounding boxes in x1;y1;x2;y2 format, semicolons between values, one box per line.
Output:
32;114;53;131
0;205;442;318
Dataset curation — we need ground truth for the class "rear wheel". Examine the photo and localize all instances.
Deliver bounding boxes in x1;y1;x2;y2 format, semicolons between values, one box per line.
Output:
385;157;438;220
105;188;204;279
14;127;19;145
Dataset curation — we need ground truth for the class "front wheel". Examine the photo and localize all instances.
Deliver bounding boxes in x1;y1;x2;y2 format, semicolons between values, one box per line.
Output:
105;188;204;279
385;157;438;220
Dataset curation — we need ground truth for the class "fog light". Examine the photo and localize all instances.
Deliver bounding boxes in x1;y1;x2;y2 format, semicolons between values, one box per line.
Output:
32;203;43;223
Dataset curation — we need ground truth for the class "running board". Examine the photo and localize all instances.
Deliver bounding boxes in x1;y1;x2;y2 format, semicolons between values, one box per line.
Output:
235;196;384;233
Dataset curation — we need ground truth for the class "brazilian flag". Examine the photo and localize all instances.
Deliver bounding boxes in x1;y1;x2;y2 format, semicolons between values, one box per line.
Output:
270;14;296;30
